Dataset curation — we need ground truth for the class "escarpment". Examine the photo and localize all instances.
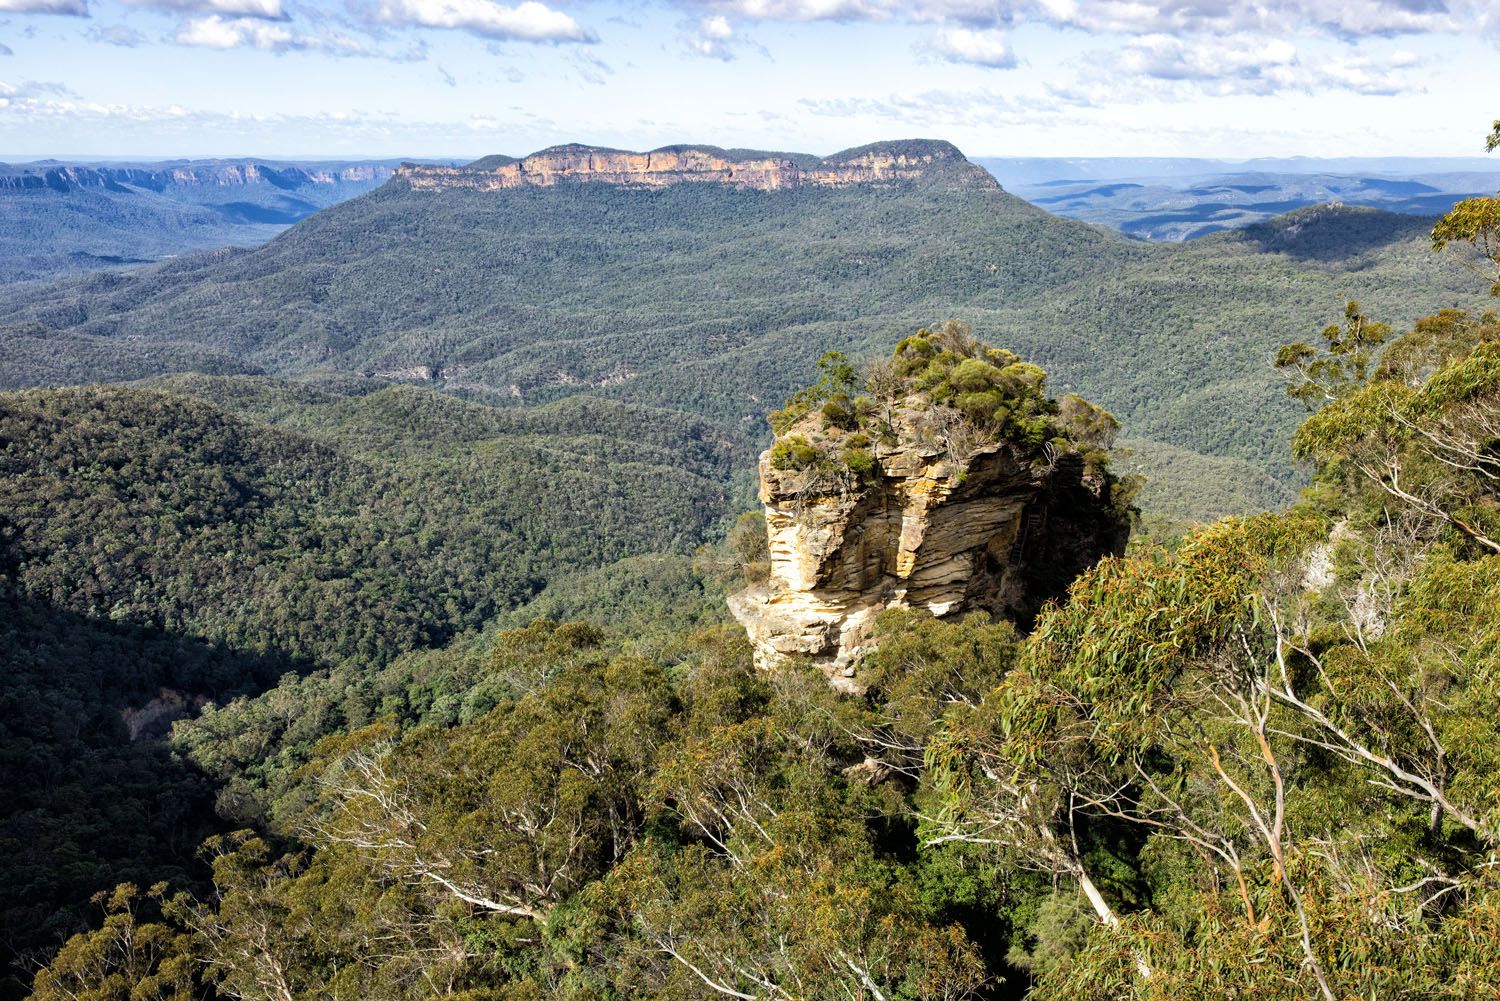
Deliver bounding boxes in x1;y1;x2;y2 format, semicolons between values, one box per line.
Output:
0;161;392;193
729;326;1131;690
395;139;1000;193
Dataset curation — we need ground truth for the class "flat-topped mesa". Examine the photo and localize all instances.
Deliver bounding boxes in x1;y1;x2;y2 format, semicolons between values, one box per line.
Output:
729;325;1131;691
394;139;1001;193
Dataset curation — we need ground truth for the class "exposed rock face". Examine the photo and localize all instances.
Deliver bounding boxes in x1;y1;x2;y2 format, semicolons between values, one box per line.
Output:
120;687;209;741
396;140;1000;193
729;407;1128;690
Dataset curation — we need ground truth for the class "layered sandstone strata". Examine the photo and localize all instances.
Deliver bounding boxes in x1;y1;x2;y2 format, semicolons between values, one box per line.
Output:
729;405;1128;690
395;140;1000;193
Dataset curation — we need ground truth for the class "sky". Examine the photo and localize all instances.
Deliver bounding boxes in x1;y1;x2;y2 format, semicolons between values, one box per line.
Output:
1;0;1498;160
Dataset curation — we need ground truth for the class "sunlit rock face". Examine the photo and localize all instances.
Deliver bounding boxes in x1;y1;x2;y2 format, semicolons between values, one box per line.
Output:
395;140;1001;193
729;405;1128;691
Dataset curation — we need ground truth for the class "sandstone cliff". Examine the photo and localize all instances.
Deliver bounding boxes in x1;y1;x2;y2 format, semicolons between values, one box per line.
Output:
729;329;1130;689
395;139;1000;193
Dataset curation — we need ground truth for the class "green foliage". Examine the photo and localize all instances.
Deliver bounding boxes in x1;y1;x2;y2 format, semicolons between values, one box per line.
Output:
771;351;860;434
495;553;729;638
950;358;1006;393
0;379;733;971
1274;300;1391;409
1375;307;1498;384
1292;313;1500;555
1112;436;1298;533
892;325;1060;447
769;322;1122;498
30;620;1002;1000
16;142;1500;1000
924;265;1500;996
0;177;1485;514
28;883;200;1001
1433;196;1500;295
889;323;1044;425
769;434;819;470
693;511;772;596
820;391;857;430
1004;892;1091;980
0;383;731;668
1431;121;1500;296
843;446;876;475
0;585;276;965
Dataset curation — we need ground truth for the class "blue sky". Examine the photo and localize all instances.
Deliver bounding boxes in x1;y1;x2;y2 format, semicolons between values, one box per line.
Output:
1;0;1497;159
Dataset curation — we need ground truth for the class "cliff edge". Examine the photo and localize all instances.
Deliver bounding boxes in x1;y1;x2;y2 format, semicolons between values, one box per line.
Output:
729;324;1131;690
395;139;999;193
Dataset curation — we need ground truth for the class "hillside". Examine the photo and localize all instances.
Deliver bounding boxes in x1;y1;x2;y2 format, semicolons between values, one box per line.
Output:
0;141;1484;499
23;304;1500;1000
0;159;399;283
0;377;732;954
5;134;1498;996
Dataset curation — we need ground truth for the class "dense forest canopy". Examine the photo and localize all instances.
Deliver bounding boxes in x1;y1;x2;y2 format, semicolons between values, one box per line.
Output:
0;162;1488;523
20;286;1500;998
5;128;1500;999
0;378;733;979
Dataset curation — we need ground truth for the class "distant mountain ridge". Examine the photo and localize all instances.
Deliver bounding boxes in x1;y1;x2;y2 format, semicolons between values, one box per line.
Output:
399;139;998;192
0;137;1485;520
978;156;1500;240
0;157;404;283
0;159;396;194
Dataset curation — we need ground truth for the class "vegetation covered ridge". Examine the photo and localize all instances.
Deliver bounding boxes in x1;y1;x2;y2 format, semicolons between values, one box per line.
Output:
16;270;1500;998
0;376;733;973
9;118;1500;1001
2;146;1482;517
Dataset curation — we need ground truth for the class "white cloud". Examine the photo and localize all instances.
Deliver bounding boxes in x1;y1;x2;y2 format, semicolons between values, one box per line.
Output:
0;0;88;15
800;86;1073;129
689;14;736;58
570;50;612;82
86;23;148;45
368;0;595;42
0;78;82;110
1103;33;1423;96
925;26;1014;66
1312;52;1420;95
0;87;556;147
125;0;284;18
686;0;1492;37
703;0;901;20
1115;34;1297;83
1024;0;1470;36
175;15;295;48
174;14;381;54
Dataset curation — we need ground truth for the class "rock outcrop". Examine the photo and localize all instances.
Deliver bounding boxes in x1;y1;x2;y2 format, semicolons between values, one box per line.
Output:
729;391;1129;691
395;140;1000;193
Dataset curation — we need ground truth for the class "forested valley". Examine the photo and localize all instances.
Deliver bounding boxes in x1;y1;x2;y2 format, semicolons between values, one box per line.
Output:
2;133;1499;999
0;143;1488;525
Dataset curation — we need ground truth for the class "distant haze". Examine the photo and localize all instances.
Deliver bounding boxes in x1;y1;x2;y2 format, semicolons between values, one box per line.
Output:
978;157;1500;188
